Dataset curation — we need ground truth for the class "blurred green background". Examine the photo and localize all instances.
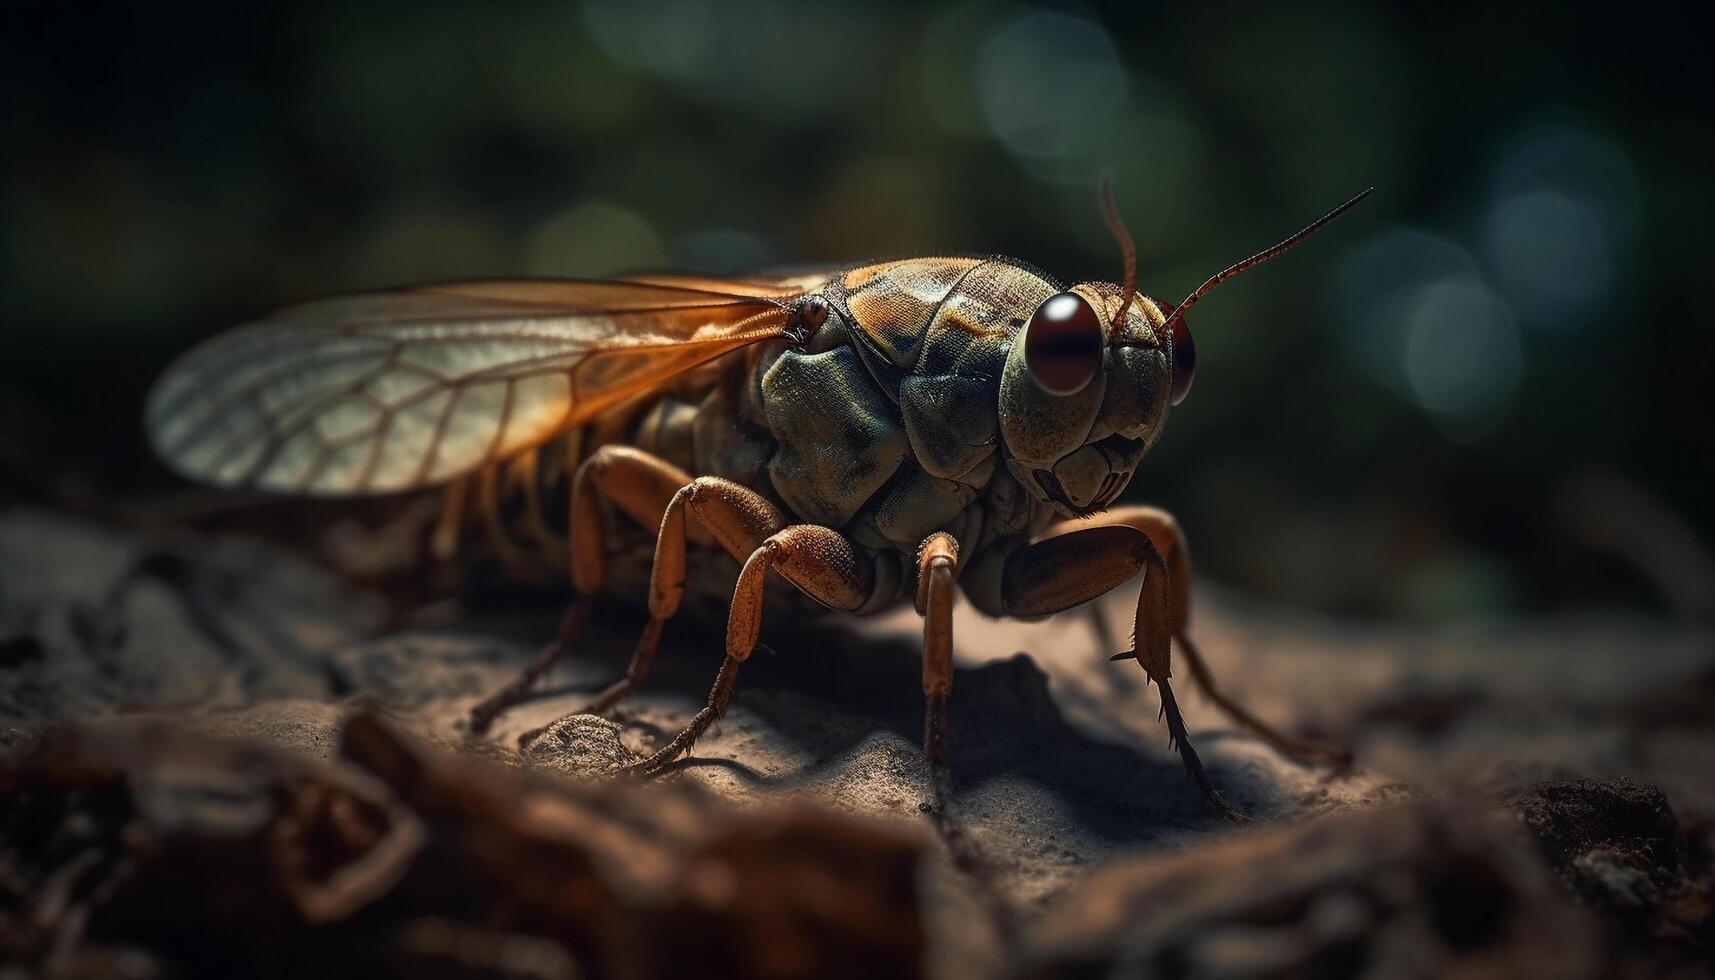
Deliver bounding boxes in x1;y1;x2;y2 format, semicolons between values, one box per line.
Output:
3;0;1711;622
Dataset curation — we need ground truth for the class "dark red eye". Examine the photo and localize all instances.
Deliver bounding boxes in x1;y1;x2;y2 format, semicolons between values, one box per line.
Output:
1024;291;1103;395
1162;302;1196;405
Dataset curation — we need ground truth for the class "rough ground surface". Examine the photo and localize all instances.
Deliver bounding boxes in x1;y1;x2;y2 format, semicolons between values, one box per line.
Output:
3;507;1713;977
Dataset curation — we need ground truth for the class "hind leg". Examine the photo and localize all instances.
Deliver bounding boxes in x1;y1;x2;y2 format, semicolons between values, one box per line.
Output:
514;476;789;747
469;446;696;733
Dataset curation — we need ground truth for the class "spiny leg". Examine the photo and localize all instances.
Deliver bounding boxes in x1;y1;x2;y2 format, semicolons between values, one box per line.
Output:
998;519;1244;820
1149;658;1236;819
1173;630;1353;769
623;524;874;776
518;476;787;748
1081;599;1144;697
1088;506;1352;769
468;445;692;734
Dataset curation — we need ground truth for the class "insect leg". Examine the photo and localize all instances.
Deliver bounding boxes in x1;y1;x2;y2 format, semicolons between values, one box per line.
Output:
1093;506;1352;769
995;518;1244;820
624;524;873;776
915;532;960;769
515;477;789;748
468;445;693;734
537;476;787;736
467;597;594;734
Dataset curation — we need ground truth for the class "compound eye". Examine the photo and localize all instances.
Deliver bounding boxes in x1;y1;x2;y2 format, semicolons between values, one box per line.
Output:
1166;306;1196;405
1024;291;1104;396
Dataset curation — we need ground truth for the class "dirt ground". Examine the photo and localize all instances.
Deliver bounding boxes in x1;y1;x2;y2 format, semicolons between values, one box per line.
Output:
3;506;1712;978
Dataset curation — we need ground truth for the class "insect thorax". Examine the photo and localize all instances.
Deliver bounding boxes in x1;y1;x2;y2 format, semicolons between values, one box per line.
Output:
480;258;1062;613
754;258;1064;559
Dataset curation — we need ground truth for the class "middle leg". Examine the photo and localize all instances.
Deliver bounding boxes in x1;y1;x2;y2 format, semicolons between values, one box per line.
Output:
916;532;959;771
623;523;875;775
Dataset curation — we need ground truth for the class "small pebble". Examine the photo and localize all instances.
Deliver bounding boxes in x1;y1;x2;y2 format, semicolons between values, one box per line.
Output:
520;714;637;777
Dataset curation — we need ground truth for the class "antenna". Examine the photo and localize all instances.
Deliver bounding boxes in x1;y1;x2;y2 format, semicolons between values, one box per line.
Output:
1159;187;1373;337
1098;173;1138;336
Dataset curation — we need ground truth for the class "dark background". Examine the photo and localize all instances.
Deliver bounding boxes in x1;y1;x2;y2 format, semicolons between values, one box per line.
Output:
3;0;1710;622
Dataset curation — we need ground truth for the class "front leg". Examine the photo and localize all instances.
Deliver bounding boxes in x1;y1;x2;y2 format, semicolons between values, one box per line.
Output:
993;516;1244;820
1062;507;1351;769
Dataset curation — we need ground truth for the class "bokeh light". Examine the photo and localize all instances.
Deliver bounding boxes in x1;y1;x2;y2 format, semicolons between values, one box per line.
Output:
1482;189;1613;330
1480;122;1641;332
975;8;1127;181
1400;278;1522;439
526;200;663;277
1333;229;1523;440
670;230;771;274
579;0;873;119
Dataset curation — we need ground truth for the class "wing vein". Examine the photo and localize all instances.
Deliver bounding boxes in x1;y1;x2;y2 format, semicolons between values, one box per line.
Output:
416;384;466;487
232;359;399;487
485;378;518;469
148;278;805;497
154;345;394;447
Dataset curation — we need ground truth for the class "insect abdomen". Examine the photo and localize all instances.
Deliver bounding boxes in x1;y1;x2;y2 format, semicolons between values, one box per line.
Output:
455;350;778;578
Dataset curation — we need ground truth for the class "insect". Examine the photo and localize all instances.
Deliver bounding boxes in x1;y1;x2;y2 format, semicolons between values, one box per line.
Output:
146;182;1369;816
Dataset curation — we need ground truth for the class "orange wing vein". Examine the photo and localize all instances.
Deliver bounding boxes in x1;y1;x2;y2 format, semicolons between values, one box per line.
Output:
146;278;797;496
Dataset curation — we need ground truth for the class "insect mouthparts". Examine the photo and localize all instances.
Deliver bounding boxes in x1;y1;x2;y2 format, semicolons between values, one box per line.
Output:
1093;471;1126;511
1033;469;1071;510
1033;468;1124;515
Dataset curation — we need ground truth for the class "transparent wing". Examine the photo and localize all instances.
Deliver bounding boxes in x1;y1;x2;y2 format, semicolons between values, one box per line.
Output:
146;278;797;496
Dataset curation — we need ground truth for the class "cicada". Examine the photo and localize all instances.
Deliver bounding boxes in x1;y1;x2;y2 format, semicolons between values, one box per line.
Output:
147;184;1368;815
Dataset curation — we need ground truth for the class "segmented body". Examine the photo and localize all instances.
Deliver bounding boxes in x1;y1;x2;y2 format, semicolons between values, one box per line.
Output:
472;257;1071;615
